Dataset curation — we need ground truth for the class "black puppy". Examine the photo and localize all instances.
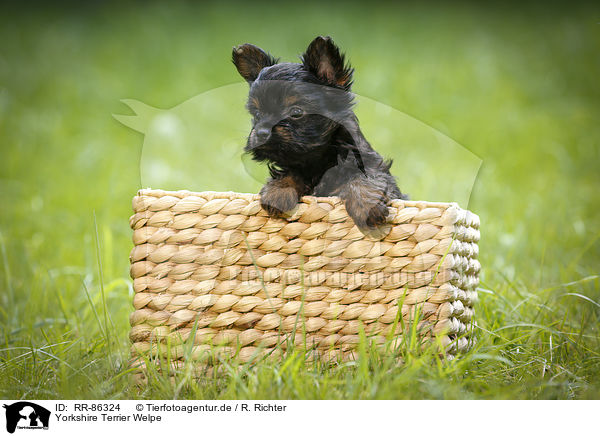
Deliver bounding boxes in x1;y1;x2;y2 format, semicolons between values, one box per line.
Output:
232;36;407;229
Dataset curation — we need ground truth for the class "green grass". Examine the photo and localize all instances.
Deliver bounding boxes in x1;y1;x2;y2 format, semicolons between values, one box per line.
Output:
0;1;599;399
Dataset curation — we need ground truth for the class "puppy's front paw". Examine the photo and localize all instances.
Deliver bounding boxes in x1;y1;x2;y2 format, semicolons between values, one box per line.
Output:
260;184;299;218
344;191;390;229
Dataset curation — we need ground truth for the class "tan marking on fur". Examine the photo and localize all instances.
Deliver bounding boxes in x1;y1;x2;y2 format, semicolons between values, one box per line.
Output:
284;96;299;106
272;175;305;192
337;73;350;86
274;125;292;141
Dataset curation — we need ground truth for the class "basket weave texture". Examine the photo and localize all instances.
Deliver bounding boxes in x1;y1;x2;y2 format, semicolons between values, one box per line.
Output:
129;189;480;366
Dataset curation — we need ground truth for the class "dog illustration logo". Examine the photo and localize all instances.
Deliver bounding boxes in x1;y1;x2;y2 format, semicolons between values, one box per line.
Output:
114;86;481;209
2;402;50;433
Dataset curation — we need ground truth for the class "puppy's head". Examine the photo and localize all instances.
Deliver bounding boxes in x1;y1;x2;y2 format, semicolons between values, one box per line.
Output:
232;36;355;163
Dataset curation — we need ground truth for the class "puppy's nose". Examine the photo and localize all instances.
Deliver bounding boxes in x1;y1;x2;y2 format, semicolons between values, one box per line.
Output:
255;127;271;142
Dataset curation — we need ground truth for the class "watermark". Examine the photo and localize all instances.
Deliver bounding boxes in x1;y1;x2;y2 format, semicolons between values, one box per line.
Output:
0;400;594;435
114;81;481;209
2;402;50;434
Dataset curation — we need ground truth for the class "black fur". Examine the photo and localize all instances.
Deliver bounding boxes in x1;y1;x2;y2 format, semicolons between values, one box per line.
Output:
232;36;407;229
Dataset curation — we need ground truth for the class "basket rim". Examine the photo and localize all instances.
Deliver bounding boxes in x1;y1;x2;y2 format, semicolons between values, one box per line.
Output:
135;188;467;211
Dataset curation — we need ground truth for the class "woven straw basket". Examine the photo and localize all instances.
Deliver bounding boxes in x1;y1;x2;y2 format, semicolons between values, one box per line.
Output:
129;189;480;373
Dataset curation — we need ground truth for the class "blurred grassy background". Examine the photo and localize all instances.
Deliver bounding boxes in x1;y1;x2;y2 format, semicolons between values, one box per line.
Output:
0;1;598;399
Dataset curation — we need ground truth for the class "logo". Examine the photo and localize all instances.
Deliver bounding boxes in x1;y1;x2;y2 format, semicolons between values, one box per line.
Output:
2;402;50;434
113;83;482;209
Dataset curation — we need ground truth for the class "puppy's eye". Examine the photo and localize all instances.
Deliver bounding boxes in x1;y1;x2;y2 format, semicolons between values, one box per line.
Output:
289;107;304;119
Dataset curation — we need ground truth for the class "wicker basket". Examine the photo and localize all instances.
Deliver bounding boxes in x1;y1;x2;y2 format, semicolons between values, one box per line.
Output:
128;189;480;372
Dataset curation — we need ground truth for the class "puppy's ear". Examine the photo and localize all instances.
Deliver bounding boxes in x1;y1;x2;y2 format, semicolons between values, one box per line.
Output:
301;36;353;90
232;44;279;83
